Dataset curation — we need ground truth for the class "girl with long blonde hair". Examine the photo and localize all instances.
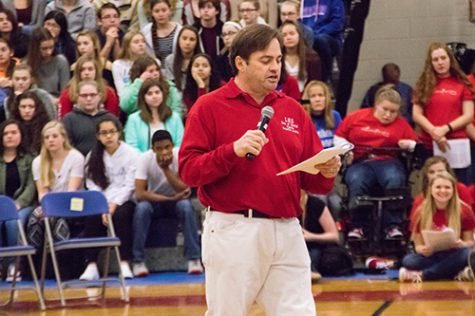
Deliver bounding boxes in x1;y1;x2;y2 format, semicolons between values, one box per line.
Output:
400;171;475;282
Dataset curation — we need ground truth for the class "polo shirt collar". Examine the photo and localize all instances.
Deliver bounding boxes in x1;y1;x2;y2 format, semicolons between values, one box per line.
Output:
224;78;285;108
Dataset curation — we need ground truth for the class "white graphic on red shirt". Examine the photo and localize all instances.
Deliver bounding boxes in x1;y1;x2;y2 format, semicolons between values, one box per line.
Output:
281;117;300;134
361;126;390;137
434;88;457;96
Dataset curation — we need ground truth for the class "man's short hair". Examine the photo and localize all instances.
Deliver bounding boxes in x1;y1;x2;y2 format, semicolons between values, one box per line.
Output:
198;0;220;13
229;24;283;75
97;3;120;19
152;130;173;145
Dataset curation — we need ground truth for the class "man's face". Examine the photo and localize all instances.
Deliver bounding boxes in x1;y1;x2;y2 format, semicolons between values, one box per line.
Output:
236;38;282;95
153;139;174;163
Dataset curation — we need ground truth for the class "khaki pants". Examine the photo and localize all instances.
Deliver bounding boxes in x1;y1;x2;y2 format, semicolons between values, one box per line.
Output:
202;211;316;316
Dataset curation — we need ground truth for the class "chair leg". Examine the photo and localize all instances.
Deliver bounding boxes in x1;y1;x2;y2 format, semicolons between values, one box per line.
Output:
100;248;112;300
26;254;46;310
8;257;21;306
48;247;66;307
113;246;129;302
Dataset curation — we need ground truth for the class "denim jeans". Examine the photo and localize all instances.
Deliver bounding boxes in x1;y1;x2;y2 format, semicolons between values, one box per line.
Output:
313;33;340;81
402;247;470;280
344;159;406;230
132;199;201;263
1;206;33;266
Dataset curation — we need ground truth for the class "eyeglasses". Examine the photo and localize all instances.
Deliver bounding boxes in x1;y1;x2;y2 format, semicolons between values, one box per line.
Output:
221;31;238;37
281;12;297;17
78;93;99;99
98;129;119;136
239;8;257;13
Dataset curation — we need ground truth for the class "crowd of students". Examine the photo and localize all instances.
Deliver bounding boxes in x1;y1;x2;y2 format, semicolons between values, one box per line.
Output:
0;0;474;286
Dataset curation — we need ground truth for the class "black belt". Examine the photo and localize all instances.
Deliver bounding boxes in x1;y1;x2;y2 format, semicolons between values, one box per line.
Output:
234;209;274;219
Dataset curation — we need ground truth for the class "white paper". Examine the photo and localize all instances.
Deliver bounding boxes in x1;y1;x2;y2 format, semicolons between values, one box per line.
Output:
277;146;352;176
421;228;457;252
432;138;471;169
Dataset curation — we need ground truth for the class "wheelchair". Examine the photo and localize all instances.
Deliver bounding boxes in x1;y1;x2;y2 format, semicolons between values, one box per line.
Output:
335;145;421;260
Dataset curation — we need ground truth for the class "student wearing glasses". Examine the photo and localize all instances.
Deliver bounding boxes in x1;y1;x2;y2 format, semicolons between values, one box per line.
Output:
63;80;116;156
238;0;266;27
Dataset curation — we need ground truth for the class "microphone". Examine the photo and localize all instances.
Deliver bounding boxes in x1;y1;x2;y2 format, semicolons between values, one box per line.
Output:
246;106;274;160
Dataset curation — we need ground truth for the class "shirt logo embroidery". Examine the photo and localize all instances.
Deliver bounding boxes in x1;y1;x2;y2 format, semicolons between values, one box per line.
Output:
281;117;299;134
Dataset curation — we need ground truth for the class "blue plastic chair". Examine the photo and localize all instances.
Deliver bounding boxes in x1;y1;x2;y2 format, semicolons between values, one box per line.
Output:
39;191;129;306
0;195;45;310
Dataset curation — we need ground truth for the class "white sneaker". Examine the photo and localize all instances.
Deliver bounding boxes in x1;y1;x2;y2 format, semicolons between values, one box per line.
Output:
132;262;149;277
187;259;203;275
80;263;100;281
5;264;21;282
455;266;474;282
120;262;133;279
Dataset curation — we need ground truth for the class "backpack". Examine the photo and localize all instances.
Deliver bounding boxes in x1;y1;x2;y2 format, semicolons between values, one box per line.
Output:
318;245;353;276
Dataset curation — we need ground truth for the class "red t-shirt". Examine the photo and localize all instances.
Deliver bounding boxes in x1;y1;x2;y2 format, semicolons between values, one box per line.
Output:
411;203;475;235
416;76;472;149
335;108;417;161
179;78;334;218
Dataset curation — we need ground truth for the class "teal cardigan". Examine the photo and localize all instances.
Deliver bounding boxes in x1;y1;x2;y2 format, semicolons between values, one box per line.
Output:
0;153;36;208
124;111;184;152
119;78;185;117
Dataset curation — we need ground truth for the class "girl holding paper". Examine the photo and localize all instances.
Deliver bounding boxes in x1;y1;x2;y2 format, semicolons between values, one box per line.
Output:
400;171;475;282
412;42;474;184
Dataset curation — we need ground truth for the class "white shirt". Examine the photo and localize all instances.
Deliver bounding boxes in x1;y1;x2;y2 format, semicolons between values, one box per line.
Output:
86;142;139;205
32;149;85;192
135;147;179;196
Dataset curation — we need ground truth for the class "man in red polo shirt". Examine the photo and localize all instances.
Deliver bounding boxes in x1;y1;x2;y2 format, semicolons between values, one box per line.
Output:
179;24;340;315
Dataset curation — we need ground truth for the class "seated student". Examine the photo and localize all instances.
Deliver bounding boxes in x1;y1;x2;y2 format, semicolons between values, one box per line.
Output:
281;20;321;93
59;54;119;118
231;0;276;27
25;27;70;101
361;63;413;126
300;191;339;281
45;0;96;40
124;78;183;152
411;156;475;221
162;25;200;91
92;0;139;30
120;55;183;116
71;30;114;86
302;80;343;218
238;0;266;27
28;121;84;248
300;0;346;82
192;0;223;60
141;0;182;63
182;0;230;26
80;116;139;281
215;21;241;83
95;3;124;62
279;0;314;48
43;10;76;66
183;53;223;112
1;0;47;35
334;85;417;240
132;130;203;277
400;171;475;282
0;38;18;109
0;119;36;282
63;80;115;156
111;30;148;92
0;7;30;59
10;91;51;155
3;64;56;121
